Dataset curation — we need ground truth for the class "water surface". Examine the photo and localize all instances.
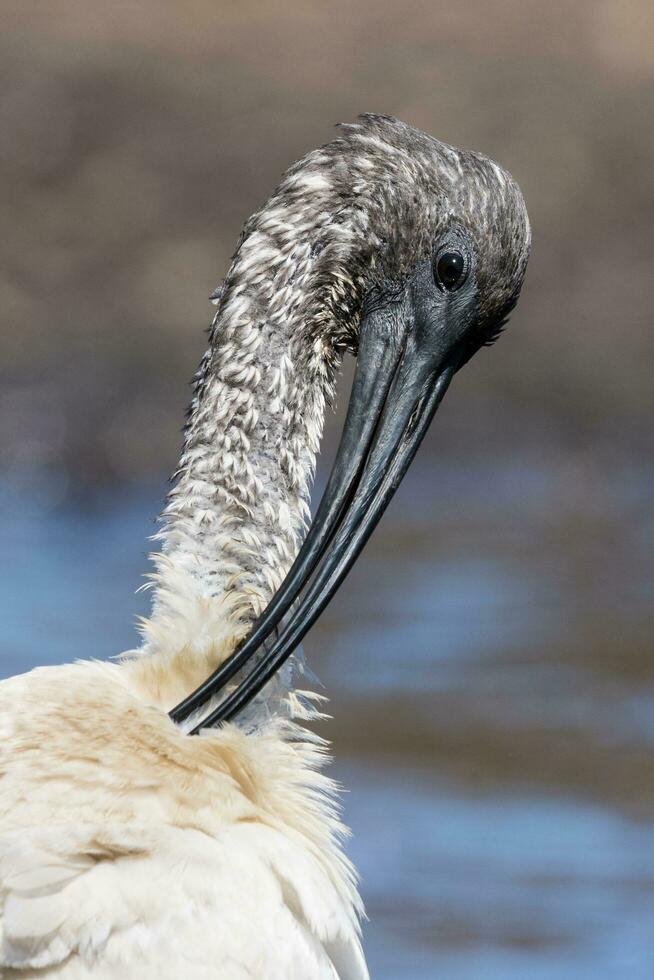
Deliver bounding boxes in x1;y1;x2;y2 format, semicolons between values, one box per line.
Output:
2;459;653;978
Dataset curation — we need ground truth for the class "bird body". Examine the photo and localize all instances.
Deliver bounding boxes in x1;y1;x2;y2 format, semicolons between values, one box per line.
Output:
0;660;366;979
0;115;529;977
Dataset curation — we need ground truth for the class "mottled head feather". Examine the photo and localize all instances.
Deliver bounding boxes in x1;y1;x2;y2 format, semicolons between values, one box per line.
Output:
215;113;530;362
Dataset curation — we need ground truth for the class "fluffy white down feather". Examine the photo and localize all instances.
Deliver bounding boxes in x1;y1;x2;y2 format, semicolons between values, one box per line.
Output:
0;660;368;979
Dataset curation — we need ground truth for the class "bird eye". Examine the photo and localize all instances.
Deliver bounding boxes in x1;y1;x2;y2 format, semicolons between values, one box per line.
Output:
434;250;466;291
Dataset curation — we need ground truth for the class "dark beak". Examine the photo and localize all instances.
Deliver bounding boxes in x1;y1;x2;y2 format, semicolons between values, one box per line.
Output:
171;275;467;731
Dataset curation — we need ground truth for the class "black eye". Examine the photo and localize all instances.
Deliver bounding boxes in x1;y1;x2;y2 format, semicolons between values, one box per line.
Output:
435;251;466;291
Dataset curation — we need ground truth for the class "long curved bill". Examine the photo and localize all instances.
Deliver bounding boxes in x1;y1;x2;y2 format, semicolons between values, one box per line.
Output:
170;289;461;731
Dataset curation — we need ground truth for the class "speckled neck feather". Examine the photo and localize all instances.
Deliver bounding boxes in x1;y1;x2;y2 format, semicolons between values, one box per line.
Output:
131;115;530;707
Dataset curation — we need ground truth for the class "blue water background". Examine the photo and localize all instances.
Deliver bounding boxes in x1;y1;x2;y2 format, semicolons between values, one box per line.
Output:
2;457;654;978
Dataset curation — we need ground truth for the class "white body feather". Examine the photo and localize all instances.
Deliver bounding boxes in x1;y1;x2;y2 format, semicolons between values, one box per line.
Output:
0;659;367;979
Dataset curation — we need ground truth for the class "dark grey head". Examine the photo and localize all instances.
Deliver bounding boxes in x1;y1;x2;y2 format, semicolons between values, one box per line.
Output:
171;114;531;729
251;113;528;347
215;114;530;368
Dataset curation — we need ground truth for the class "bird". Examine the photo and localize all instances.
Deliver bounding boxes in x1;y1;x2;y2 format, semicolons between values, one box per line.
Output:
0;114;530;979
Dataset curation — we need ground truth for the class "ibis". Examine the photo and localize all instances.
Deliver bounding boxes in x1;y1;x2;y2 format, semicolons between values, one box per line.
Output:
0;114;530;979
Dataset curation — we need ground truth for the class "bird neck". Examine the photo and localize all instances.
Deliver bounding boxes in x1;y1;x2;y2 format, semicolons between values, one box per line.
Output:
135;201;357;704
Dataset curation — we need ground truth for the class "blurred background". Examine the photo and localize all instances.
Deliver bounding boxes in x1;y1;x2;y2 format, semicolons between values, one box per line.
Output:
1;1;653;976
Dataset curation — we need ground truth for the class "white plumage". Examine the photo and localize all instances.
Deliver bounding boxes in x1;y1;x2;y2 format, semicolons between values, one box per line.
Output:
0;661;367;979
